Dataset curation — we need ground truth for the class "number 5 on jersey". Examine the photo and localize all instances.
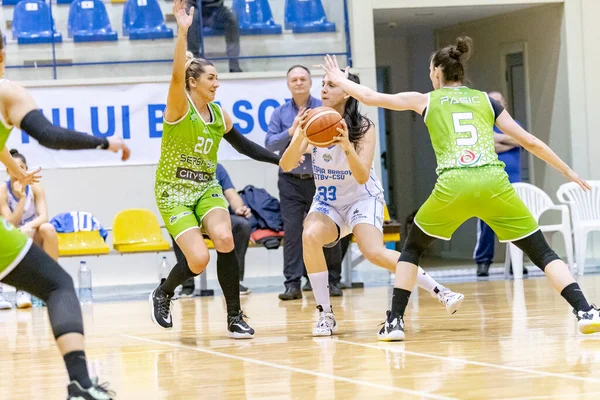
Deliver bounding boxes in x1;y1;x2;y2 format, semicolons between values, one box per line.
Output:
452;112;478;146
317;186;337;202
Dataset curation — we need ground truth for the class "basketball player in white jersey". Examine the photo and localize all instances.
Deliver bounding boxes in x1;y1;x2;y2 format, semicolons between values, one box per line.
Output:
280;70;465;336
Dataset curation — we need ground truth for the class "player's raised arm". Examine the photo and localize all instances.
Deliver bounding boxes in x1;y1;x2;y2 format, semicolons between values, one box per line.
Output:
164;0;194;123
320;55;428;113
280;113;310;172
495;110;590;190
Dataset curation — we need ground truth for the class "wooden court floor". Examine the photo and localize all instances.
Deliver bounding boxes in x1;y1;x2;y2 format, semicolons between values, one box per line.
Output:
2;276;600;399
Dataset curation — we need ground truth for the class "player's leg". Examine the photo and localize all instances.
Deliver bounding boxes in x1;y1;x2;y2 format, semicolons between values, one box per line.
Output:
200;187;254;339
380;174;469;341
230;214;252;294
34;222;59;261
303;203;342;336
151;205;209;329
2;244;114;399
484;172;600;334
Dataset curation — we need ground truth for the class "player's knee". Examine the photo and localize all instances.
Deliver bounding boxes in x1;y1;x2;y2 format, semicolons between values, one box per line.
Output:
399;225;436;265
302;225;328;248
512;230;560;271
211;230;234;253
39;222;57;239
188;252;210;274
361;246;386;266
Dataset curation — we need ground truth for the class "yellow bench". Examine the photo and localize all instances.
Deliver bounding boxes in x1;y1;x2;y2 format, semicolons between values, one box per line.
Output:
112;209;170;253
57;230;110;257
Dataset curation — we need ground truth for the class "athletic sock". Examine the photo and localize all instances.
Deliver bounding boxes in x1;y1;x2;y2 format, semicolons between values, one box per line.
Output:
159;260;197;297
64;350;92;389
390;288;411;319
217;250;241;316
416;266;438;294
308;271;331;312
561;282;591;312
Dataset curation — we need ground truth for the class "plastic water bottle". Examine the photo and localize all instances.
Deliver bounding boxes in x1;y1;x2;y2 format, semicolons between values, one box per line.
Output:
78;261;93;304
32;295;44;307
158;257;170;285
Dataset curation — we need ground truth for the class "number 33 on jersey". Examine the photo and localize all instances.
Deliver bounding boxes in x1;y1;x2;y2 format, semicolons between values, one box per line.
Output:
424;87;504;175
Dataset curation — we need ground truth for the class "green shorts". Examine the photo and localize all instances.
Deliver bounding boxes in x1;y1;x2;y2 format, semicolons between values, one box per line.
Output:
414;166;538;242
158;185;229;240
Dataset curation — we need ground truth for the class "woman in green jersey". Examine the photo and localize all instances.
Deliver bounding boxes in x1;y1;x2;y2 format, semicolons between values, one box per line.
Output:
320;37;600;341
0;30;129;399
150;0;279;338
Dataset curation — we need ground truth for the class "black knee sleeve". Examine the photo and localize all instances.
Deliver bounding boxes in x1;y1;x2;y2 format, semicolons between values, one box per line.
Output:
512;230;560;271
2;244;84;338
398;224;437;265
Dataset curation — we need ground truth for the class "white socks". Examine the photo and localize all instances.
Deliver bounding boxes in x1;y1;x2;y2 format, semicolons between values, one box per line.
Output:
308;271;332;313
416;266;441;294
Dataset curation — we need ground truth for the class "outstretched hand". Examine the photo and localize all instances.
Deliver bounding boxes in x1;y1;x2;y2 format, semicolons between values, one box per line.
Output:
565;169;591;191
173;0;194;30
107;137;131;161
319;54;349;85
15;167;41;188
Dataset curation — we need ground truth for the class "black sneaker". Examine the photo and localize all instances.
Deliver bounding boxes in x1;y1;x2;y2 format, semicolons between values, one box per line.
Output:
227;311;255;339
476;263;490;277
329;283;343;297
239;283;251;295
67;378;115;399
179;286;195;298
278;287;302;300
150;287;173;329
377;310;405;341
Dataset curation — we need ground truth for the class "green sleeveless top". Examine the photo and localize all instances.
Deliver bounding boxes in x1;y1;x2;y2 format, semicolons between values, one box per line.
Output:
424;86;504;175
155;97;226;209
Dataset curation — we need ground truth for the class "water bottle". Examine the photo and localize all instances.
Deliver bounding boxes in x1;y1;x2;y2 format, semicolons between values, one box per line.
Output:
32;295;44;307
158;257;170;285
78;261;93;304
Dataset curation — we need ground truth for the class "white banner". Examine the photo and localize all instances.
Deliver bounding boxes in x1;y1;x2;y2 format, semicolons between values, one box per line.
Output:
3;77;323;170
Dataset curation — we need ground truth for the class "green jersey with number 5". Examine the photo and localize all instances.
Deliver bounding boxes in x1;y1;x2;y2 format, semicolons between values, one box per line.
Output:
424;87;504;175
155;98;225;209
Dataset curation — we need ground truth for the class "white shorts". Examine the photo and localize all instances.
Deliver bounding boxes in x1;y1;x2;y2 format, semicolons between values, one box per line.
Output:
308;197;385;244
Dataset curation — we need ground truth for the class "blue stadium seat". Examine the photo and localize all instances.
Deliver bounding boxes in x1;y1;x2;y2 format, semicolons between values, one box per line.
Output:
57;0;74;4
284;0;335;33
232;0;282;35
12;0;63;44
68;0;118;42
122;0;173;40
2;0;21;5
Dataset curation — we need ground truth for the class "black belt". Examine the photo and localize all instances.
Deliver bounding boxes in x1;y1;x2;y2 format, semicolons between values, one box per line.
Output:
283;172;313;180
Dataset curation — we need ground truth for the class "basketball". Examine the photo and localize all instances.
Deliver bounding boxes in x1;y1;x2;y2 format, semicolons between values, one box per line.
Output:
303;106;344;147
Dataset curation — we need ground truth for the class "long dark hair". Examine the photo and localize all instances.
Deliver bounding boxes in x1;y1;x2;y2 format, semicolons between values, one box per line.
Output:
343;72;372;147
430;36;473;84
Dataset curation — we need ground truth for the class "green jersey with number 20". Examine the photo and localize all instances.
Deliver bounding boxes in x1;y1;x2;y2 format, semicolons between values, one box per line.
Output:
424;87;504;175
155;98;225;210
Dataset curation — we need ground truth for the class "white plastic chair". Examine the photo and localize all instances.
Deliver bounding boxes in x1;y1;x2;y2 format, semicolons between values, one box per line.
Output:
504;183;574;279
556;181;600;275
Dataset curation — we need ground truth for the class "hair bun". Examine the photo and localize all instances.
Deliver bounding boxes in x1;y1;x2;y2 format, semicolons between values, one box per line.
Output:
185;51;194;62
9;149;19;156
452;36;473;60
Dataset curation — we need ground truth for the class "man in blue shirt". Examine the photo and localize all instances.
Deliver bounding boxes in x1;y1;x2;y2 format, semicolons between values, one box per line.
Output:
174;163;253;296
474;91;526;277
265;65;344;300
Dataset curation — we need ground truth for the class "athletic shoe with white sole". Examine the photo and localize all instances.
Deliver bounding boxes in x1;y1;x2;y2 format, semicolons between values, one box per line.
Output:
378;310;405;341
149;287;173;329
227;311;255;339
0;293;12;310
575;305;600;334
16;291;32;309
67;378;115;399
434;286;465;315
312;305;338;336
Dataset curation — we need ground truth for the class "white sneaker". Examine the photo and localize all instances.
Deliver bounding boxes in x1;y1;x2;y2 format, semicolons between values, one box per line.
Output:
0;294;12;310
16;291;32;309
434;286;464;315
377;311;405;341
312;305;338;336
575;305;600;334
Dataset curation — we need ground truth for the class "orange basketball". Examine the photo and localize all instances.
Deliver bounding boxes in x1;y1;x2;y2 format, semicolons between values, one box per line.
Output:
303;106;343;148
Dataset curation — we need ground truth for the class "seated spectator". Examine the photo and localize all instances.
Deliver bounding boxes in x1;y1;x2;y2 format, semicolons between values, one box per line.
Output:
0;149;58;309
187;0;242;72
175;163;252;296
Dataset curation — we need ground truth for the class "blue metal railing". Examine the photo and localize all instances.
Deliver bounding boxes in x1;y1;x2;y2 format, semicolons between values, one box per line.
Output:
6;0;352;78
